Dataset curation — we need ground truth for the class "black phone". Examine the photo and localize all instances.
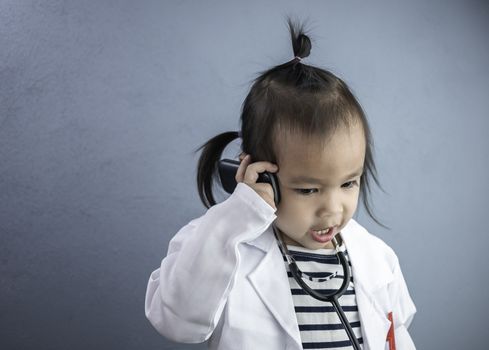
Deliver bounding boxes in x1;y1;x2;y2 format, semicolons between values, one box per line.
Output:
218;158;281;207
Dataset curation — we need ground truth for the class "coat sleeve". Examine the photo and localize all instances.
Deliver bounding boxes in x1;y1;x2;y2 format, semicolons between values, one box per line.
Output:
390;257;417;349
144;182;277;343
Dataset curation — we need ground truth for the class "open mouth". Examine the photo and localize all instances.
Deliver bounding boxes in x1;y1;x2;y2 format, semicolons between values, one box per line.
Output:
309;226;336;243
311;227;332;235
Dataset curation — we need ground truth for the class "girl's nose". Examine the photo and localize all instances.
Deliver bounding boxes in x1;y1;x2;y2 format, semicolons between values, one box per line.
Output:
316;193;342;218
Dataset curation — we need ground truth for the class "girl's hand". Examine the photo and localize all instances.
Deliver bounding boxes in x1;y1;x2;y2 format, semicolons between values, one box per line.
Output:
235;152;279;210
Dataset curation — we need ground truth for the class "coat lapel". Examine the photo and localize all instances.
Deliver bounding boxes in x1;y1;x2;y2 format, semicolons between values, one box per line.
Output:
341;219;394;350
245;219;395;350
246;226;303;350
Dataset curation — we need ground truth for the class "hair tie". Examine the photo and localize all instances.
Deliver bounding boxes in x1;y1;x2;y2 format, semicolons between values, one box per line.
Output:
294;56;302;62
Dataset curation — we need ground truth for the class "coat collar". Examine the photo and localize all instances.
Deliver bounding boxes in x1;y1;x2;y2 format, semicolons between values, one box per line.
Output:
246;218;394;292
340;219;394;350
339;218;394;292
247;234;303;349
245;218;394;350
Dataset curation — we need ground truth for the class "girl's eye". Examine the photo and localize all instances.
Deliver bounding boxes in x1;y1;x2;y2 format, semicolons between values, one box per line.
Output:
294;181;359;195
294;188;318;195
342;181;358;189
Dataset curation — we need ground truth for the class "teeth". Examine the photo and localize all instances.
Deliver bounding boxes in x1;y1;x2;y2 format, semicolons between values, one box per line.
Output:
313;228;330;235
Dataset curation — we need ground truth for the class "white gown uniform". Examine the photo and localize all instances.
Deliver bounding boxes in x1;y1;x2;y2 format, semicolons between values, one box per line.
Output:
145;182;417;349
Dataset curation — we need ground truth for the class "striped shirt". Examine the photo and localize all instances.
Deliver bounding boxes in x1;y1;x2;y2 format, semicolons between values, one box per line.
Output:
281;244;364;349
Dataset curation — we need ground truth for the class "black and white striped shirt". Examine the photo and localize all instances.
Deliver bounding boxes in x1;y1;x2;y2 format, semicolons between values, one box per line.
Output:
281;244;364;349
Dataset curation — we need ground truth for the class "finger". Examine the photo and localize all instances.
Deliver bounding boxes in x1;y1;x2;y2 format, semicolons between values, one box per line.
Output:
239;152;247;161
243;161;279;184
235;154;251;183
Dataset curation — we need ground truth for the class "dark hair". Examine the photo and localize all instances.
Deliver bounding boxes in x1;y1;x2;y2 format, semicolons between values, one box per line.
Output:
193;16;388;229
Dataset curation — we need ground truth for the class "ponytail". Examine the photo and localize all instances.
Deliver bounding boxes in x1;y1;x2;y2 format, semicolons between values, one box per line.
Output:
194;131;240;208
288;16;311;68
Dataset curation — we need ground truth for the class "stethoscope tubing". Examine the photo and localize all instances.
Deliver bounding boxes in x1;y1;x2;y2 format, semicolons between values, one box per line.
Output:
331;296;361;350
289;255;361;350
274;224;361;350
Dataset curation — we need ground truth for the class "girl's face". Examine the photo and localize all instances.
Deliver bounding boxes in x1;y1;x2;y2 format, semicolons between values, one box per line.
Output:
273;122;366;250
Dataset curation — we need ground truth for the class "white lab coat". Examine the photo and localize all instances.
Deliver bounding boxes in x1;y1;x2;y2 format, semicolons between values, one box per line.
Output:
145;182;417;349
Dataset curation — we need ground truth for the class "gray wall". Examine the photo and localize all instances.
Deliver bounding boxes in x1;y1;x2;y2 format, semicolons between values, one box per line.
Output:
1;0;488;349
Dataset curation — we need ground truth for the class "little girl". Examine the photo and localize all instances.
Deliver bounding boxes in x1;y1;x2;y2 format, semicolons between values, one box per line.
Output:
145;18;416;350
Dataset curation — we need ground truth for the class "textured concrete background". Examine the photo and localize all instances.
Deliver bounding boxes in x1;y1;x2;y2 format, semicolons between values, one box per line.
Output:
1;0;488;349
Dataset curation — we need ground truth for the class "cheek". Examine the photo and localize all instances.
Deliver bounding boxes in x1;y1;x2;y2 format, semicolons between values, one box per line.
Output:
277;192;299;213
276;195;310;221
345;192;360;214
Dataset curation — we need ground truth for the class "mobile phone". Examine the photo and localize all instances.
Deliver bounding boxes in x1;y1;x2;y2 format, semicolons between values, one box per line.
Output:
218;158;281;207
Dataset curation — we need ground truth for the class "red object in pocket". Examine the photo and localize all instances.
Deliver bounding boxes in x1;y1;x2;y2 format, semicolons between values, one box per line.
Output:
386;312;396;350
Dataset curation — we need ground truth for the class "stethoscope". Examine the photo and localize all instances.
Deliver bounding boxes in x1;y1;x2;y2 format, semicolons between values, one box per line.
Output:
272;223;362;350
